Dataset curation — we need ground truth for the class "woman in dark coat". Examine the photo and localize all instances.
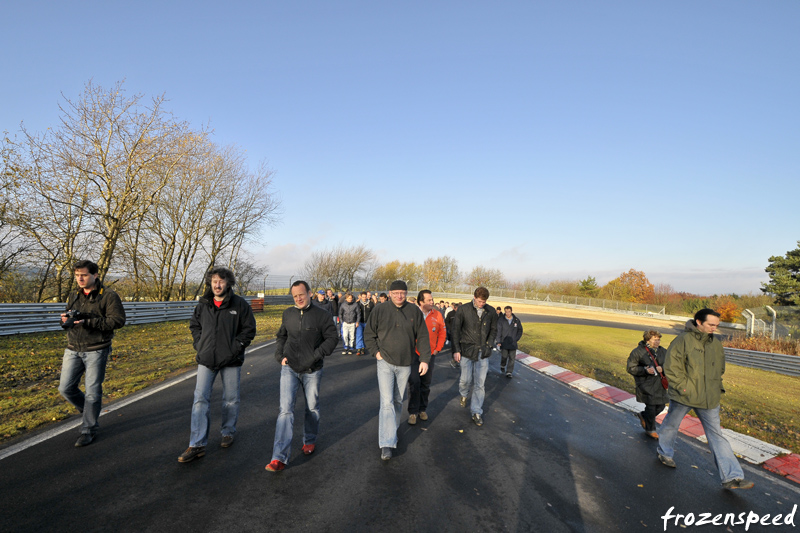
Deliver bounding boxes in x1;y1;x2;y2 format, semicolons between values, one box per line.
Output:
626;330;669;439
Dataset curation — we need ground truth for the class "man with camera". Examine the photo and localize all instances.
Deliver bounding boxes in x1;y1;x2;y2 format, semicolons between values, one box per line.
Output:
58;260;126;447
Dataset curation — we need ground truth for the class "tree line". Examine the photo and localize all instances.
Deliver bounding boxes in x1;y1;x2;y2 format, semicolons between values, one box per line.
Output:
0;81;279;303
300;244;797;323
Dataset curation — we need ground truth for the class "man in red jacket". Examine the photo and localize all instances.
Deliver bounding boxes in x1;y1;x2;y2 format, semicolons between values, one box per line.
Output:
407;290;446;425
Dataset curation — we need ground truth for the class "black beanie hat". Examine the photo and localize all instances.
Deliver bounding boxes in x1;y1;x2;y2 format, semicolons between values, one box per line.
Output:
389;280;408;291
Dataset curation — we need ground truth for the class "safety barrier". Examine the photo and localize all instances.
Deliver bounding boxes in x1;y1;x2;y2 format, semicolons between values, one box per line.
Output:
0;296;293;337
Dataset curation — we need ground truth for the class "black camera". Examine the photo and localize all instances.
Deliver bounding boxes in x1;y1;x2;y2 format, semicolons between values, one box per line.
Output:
61;310;85;329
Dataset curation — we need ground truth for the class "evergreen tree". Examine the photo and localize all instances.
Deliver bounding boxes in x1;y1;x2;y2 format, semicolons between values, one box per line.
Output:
761;241;800;305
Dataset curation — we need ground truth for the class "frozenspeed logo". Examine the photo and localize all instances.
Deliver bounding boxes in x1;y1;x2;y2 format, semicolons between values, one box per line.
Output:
662;505;797;531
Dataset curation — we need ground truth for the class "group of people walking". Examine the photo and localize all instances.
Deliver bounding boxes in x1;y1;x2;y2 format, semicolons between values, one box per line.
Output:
54;258;753;490
626;309;755;490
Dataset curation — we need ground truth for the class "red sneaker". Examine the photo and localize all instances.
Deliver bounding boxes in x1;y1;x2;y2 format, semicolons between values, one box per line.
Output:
302;444;315;455
265;460;285;472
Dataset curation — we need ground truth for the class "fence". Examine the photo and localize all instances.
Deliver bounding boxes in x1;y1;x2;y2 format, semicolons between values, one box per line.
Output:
0;296;293;337
742;305;800;339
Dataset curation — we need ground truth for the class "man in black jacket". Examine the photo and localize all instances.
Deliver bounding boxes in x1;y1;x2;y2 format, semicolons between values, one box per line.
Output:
452;287;497;427
59;260;126;447
495;306;523;378
365;280;431;461
178;267;256;463
266;281;338;472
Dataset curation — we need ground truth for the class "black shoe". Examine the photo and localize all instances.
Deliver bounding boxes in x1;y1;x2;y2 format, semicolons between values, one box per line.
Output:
178;446;206;463
657;453;676;468
500;367;505;373
722;478;754;490
506;372;512;378
472;414;483;426
381;447;392;461
75;433;94;447
221;435;234;448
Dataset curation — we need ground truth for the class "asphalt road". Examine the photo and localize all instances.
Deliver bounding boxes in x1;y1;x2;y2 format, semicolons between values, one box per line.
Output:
1;339;797;533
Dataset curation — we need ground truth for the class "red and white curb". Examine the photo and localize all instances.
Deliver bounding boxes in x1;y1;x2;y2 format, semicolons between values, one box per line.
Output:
515;350;800;485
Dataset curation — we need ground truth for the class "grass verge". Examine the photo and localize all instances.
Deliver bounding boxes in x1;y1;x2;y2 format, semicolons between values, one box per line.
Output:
0;306;283;443
518;323;800;452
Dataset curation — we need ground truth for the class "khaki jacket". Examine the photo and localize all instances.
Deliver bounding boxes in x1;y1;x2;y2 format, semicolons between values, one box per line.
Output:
664;320;725;409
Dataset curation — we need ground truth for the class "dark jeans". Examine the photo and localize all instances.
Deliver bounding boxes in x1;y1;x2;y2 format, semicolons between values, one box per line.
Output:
499;348;516;374
641;403;666;432
408;354;436;415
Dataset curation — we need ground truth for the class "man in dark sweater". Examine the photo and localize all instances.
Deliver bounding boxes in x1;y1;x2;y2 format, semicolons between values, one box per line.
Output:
265;281;338;472
452;287;497;427
364;280;431;461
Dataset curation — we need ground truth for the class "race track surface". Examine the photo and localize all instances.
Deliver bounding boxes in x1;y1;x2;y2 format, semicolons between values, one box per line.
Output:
1;338;797;532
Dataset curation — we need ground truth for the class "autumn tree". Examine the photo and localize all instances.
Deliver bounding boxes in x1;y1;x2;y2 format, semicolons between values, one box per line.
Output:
464;266;506;288
420;256;459;291
373;260;421;288
604;269;654;303
711;295;740;323
761;241;800;305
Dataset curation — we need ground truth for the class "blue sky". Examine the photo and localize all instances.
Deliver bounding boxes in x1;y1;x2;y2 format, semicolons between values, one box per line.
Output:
2;1;798;294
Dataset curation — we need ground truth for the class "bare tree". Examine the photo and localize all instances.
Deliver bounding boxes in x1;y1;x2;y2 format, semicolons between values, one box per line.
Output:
420;256;459;291
302;245;376;291
19;80;201;281
464;266;506;289
194;151;280;298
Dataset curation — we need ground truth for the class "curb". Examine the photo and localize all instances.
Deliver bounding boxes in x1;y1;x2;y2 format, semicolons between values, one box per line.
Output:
514;350;800;486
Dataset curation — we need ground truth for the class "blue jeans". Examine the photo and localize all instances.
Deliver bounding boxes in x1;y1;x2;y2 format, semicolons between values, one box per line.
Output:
459;357;489;415
272;365;322;463
355;323;365;350
376;358;411;448
189;365;241;447
58;347;111;435
657;401;744;483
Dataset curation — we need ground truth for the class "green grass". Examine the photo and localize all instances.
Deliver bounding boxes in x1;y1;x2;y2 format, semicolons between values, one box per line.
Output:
0;306;283;443
518;323;800;452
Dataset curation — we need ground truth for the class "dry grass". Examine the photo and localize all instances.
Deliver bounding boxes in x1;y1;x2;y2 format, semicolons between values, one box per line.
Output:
0;306;283;443
725;335;800;356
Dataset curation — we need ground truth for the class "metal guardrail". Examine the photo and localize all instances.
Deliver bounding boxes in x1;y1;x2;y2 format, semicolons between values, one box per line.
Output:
724;347;800;377
0;296;294;337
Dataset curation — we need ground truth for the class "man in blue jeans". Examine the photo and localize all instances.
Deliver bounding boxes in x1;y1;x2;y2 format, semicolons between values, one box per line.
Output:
452;287;497;427
59;260;126;447
178;267;256;463
266;280;338;472
364;280;431;461
657;308;754;490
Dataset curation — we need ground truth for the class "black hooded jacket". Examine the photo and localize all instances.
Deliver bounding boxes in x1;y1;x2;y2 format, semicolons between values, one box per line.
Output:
190;289;257;370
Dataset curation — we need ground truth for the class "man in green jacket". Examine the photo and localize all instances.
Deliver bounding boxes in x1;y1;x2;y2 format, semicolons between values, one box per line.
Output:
656;309;754;490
